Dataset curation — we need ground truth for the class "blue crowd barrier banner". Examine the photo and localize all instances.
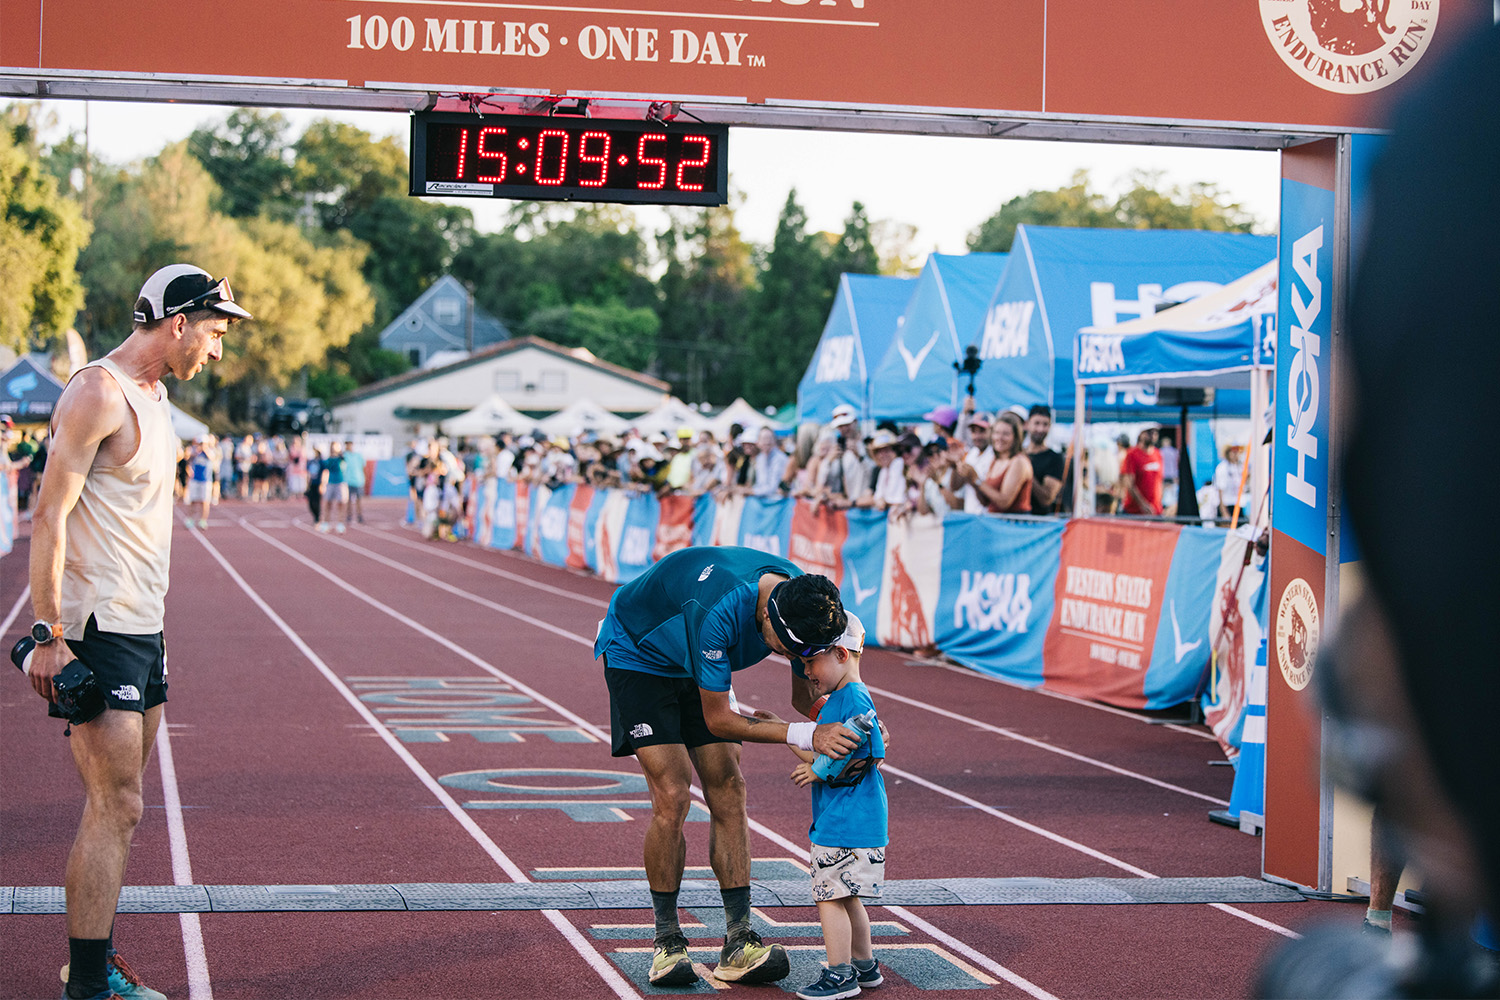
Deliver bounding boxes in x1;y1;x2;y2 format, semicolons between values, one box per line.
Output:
691;493;717;549
840;509;888;646
737;496;794;557
616;491;660;583
536;483;574;567
489;479;518;551
1143;526;1223;710
0;470;14;555
370;456;410;497
524;485;545;558
935;516;1064;688
583;488;606;573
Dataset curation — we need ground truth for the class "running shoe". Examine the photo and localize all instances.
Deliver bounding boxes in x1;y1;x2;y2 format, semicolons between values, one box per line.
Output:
796;965;862;999
854;958;884;987
1361;918;1392;938
58;990;124;1000
61;949;167;1000
713;928;790;983
649;932;697;985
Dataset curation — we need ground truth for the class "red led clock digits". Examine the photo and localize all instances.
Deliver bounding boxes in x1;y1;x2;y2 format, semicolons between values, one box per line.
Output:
535;129;569;186
676;136;711;192
637;133;668;190
475;127;507;182
577;131;612;188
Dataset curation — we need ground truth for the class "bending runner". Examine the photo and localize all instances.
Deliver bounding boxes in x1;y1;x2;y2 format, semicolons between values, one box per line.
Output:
595;545;861;986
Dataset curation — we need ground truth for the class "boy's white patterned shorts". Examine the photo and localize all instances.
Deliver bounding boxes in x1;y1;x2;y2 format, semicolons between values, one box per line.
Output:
809;845;885;901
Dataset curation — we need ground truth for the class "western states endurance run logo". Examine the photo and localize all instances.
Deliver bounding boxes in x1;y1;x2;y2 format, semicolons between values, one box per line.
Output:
1260;0;1438;94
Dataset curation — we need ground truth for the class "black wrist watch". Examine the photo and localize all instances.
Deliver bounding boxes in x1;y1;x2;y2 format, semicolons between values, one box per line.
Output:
31;620;63;645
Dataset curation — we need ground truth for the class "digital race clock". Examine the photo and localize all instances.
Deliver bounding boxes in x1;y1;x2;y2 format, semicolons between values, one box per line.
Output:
409;111;729;206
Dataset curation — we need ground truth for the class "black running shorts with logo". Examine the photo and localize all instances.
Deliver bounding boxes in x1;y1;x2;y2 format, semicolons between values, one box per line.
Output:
604;662;738;757
64;614;168;714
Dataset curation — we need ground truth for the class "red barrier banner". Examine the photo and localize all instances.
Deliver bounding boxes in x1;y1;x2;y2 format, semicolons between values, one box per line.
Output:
1043;520;1181;709
789;501;847;586
514;482;530;554
653;494;696;562
567;485;595;570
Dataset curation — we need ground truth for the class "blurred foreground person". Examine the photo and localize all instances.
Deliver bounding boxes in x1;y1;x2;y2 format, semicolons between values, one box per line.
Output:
1256;25;1499;1000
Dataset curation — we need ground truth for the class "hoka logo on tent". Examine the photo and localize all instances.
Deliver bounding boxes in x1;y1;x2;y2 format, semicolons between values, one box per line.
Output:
815;336;856;383
1090;281;1225;327
1104;383;1158;407
540;506;568;542
979;301;1034;359
952;571;1033;633
620;525;653;564
1077;334;1126;374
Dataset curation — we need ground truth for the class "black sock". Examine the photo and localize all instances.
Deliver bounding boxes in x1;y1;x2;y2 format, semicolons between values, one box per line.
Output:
66;938;110;999
722;885;751;938
651;889;682;942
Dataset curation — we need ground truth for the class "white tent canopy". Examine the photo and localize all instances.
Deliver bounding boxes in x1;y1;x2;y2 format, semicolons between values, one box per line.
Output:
629;396;705;438
170;403;209;441
441;393;531;436
703;397;785;440
535;398;630;438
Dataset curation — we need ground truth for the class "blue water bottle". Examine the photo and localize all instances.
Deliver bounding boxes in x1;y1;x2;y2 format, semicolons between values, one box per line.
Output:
810;710;876;781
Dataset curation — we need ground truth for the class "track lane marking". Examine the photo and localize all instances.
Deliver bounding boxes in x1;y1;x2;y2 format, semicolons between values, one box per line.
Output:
187;524;642;1000
156;720;214;999
281;522;1301;943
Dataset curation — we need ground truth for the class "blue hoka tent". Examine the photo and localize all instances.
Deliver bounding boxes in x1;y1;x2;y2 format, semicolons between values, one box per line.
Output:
971;227;1276;419
869;253;1007;423
797;273;915;425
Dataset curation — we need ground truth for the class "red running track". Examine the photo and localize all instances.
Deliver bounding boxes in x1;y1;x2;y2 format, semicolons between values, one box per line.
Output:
0;498;1366;999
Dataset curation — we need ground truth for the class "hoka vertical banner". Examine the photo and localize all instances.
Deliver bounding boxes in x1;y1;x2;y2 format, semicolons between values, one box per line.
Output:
526;484;549;558
877;514;943;651
536;484;574;567
616;490;660;584
514;482;530;553
567;485;595;570
370;456;410;497
1142;526;1220;710
472;477;498;548
581;487;607;573
936;516;1063;687
691;493;717;549
654;494;697;561
1265;138;1340;891
789;501;848;584
488;479;518;551
737;496;794;557
1043;520;1181;709
0;469;14;555
841;509;888;644
1202;534;1269;760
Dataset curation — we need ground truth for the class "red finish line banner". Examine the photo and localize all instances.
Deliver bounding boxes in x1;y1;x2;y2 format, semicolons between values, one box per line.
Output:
2;2;1488;131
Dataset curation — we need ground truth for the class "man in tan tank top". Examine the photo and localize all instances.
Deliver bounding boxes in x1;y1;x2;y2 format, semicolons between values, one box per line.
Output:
27;264;250;1000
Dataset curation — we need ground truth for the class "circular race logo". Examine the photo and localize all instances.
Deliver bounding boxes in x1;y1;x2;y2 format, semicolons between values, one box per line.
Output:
1260;0;1439;94
1275;577;1320;691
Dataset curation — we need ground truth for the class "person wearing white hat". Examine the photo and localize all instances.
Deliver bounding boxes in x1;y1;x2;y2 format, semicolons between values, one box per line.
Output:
28;263;249;1000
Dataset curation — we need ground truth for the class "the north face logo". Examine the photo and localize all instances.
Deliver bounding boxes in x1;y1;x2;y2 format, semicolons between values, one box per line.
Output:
703;649;725;660
630;723;653;739
110;684;142;702
698;565;715;582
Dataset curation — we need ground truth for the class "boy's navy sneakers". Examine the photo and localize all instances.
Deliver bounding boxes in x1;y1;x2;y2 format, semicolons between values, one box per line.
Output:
796;966;862;1000
854;958;884;987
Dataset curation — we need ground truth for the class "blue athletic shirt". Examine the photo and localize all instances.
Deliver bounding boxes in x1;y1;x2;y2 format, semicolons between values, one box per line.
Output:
809;681;888;849
594;546;803;692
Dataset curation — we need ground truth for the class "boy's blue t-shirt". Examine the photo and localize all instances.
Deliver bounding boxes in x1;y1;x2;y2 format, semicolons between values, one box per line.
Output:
810;681;888;849
594;546;803;692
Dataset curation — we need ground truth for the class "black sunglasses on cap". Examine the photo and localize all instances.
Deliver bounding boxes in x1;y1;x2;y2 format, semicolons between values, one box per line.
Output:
166;277;239;318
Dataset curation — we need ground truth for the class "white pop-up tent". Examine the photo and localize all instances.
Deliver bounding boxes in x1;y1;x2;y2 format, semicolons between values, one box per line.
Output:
629;396;705;438
703;397;785;440
535;398;630;439
170;404;210;441
442;394;531;436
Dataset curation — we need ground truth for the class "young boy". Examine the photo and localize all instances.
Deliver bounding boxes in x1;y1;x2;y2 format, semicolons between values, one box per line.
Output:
788;612;887;999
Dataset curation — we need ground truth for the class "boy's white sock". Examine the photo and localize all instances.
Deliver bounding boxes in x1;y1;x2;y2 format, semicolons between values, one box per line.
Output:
1365;908;1393;929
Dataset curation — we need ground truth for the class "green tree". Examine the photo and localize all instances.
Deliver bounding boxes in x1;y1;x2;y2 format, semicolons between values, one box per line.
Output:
654;202;756;404
187;109;297;220
0;107;91;354
520;302;660;373
968;169;1260;252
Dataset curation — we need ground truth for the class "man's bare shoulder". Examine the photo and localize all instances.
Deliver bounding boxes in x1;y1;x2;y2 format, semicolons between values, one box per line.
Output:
55;367;129;443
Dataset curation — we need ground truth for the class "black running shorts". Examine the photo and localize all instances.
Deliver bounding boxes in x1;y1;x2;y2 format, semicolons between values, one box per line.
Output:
65;615;168;714
605;662;737;758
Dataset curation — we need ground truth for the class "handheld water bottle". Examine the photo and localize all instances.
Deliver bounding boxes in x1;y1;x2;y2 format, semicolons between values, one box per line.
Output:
810;710;876;781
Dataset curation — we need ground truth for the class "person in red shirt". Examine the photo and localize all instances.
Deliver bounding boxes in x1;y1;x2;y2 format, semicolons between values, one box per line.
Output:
1119;427;1164;515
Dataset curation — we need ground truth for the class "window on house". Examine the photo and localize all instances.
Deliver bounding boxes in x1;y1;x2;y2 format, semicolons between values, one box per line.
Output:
434;297;461;325
540;370;566;393
406;347;423;367
494;370;521;391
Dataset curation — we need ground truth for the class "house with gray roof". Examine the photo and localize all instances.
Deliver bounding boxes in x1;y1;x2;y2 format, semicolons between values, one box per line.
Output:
379;275;511;368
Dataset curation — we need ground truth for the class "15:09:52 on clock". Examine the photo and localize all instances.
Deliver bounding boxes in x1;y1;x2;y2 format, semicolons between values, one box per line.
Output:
409;111;729;206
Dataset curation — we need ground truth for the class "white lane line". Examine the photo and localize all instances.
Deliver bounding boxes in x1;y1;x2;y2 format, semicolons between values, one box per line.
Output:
348;524;1224;802
292;523;1301;941
189;524;642;1000
250;521;1048;990
866;686;1228;807
2;584;32;635
156;720;214;1000
350;523;611;609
